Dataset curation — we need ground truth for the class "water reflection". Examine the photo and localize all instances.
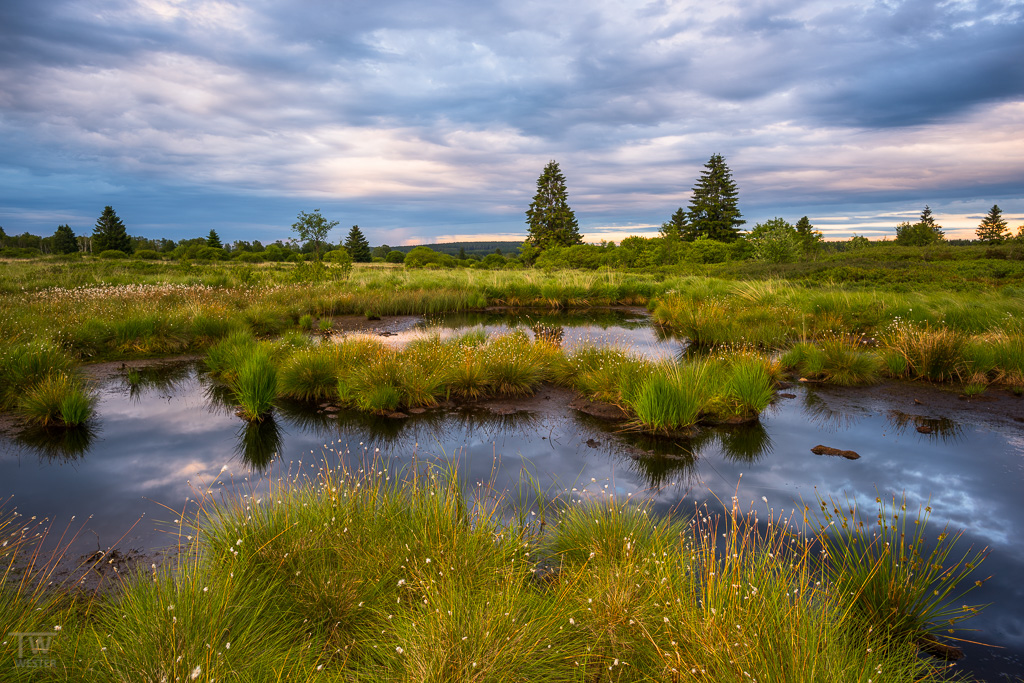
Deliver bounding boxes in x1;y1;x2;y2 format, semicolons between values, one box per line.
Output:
885;410;964;443
119;362;193;403
235;416;283;472
13;424;98;461
2;360;1023;680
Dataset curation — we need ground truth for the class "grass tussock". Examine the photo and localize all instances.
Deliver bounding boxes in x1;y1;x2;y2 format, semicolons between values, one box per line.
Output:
0;462;985;681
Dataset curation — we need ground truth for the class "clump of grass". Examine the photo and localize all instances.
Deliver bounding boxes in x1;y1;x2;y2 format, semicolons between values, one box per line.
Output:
278;346;341;403
232;348;278;421
480;330;548;396
781;338;882;386
626;360;711;432
17;371;97;427
724;355;777;416
811;492;988;643
882;321;966;382
0;342;75;410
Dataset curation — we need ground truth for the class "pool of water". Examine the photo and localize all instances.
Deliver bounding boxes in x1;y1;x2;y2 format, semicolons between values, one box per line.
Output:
2;316;1023;679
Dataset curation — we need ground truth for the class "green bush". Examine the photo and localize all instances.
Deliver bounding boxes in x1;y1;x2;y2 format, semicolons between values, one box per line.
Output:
98;249;129;259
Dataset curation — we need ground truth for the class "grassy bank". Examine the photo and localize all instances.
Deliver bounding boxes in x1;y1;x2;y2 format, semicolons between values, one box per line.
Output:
0;460;986;681
204;330;778;433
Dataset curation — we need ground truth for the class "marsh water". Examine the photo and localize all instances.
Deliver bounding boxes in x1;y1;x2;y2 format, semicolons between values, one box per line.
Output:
2;310;1023;680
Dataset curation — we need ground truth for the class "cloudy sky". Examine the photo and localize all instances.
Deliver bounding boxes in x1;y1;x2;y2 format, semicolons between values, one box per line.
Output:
1;0;1022;246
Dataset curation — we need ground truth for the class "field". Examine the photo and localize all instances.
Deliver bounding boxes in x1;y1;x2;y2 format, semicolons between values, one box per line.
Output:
0;246;1013;680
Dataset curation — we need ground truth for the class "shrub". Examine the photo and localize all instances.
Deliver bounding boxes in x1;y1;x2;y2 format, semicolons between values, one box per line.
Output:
133;249;161;260
98;249;129;259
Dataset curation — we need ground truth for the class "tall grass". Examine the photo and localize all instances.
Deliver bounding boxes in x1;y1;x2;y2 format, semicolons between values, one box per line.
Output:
0;460;990;681
232;348;278;421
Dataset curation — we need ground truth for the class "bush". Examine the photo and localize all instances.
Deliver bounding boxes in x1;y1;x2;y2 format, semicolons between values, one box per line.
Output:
133;249;161;260
98;249;129;259
195;246;228;261
385;250;406;263
235;251;265;263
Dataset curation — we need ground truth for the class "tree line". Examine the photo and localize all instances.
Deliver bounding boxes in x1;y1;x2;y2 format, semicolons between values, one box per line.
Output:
1;160;1021;263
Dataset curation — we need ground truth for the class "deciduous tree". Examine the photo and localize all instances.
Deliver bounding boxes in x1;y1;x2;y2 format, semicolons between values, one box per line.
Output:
687;154;744;242
526;161;582;249
291;209;339;261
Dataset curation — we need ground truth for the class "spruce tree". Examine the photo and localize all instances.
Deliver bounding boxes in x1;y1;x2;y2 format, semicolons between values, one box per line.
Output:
206;229;222;249
794;216;822;256
53;224;79;254
344;225;372;262
976;204;1009;243
92;206;132;254
660;207;691;241
526;161;582;249
687;154;744;242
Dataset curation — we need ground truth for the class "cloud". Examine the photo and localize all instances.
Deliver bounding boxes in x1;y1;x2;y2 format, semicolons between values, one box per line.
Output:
0;0;1022;242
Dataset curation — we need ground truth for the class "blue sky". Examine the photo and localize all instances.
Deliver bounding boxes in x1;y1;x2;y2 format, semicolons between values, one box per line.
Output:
1;0;1022;246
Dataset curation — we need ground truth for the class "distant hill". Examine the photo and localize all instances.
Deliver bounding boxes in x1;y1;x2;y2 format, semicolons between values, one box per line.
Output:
386;241;523;258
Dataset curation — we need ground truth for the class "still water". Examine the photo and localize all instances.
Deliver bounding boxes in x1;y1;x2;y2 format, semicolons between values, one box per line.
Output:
2;312;1023;680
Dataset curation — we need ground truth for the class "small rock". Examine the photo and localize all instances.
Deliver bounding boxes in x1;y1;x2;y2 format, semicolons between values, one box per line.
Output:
385;411;409;419
915;425;933;434
585;438;601;448
408;407;427;414
811;445;860;460
778;393;796;399
914;399;923;405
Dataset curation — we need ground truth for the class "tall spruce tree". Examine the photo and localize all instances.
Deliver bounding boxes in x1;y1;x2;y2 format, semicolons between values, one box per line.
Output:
687;154;744;242
976;204;1009;243
206;229;222;249
53;224;79;254
92;206;132;254
526;161;582;249
344;225;372;262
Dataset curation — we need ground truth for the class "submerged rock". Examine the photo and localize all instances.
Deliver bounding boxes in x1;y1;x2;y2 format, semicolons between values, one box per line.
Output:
811;444;860;460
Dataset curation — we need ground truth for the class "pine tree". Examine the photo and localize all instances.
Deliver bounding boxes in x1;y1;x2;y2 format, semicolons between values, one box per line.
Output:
687;154;744;242
206;229;222;249
976;204;1009;244
91;206;132;254
344;225;372;262
526;161;582;249
53;224;79;254
660;207;691;241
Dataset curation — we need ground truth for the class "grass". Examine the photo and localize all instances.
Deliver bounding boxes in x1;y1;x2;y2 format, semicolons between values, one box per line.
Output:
232;348;278;421
0;460;986;681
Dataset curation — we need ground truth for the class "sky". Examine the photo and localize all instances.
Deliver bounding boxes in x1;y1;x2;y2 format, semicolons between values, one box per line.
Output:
1;0;1023;247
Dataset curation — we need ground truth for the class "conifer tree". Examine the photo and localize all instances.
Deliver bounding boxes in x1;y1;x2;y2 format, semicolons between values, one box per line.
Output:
794;216;822;256
661;207;692;241
976;204;1009;243
687;154;744;242
526;161;582;249
344;225;372;262
91;206;132;254
53;224;79;254
206;229;222;249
